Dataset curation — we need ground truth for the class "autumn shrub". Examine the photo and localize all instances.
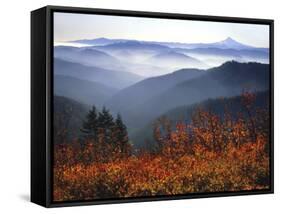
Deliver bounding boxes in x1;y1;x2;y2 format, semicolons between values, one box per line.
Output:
53;92;270;201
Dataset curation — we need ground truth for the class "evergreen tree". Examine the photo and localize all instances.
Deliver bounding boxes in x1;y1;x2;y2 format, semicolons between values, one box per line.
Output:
115;113;131;156
98;107;115;144
115;114;128;144
80;106;98;141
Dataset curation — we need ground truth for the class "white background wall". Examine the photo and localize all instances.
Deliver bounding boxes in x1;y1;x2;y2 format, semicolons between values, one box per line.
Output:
0;0;279;212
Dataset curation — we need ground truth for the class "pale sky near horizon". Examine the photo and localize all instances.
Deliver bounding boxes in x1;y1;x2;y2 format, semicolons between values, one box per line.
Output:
54;12;270;48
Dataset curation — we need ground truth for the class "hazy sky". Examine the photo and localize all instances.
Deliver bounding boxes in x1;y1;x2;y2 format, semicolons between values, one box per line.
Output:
54;12;269;48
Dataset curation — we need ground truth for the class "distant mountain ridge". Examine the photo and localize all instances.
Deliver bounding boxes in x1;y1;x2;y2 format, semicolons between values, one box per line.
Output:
137;61;269;117
105;67;206;113
146;51;207;69
54;58;143;89
70;37;268;50
53;36;270;149
55;37;269;77
106;61;269;131
192;37;255;50
79;37;267;67
70;37;129;46
175;46;269;66
54;75;117;107
131;90;269;148
95;40;170;51
54;45;125;71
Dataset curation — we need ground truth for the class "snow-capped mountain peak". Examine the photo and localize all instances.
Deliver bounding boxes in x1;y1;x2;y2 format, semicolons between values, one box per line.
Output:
214;37;253;50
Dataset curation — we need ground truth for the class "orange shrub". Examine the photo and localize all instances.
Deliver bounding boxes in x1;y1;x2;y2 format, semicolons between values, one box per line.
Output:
53;92;270;201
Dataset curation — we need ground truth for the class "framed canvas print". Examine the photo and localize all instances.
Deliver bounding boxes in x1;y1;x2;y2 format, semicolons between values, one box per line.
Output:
31;5;274;207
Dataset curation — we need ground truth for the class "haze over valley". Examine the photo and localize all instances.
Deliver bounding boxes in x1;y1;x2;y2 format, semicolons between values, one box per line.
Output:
54;36;269;148
53;13;271;201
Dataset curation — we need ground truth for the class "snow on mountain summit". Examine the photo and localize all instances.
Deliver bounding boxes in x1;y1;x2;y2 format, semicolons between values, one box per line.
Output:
214;37;254;50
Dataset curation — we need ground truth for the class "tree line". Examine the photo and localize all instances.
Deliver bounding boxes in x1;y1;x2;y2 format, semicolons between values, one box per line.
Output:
53;91;270;201
79;106;132;162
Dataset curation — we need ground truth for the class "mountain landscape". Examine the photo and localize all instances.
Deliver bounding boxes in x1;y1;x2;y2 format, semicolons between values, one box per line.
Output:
70;37;261;50
131;90;270;148
54;37;270;147
53;13;271;201
58;37;269;75
145;51;207;70
54;58;143;89
105;67;207;114
106;61;269;134
54;45;126;71
54;75;117;107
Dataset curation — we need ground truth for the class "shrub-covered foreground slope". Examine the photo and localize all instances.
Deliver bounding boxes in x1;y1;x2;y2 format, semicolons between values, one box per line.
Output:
53;92;270;201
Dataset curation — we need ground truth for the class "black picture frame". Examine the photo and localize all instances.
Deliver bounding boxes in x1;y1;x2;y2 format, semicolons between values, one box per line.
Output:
31;5;274;208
